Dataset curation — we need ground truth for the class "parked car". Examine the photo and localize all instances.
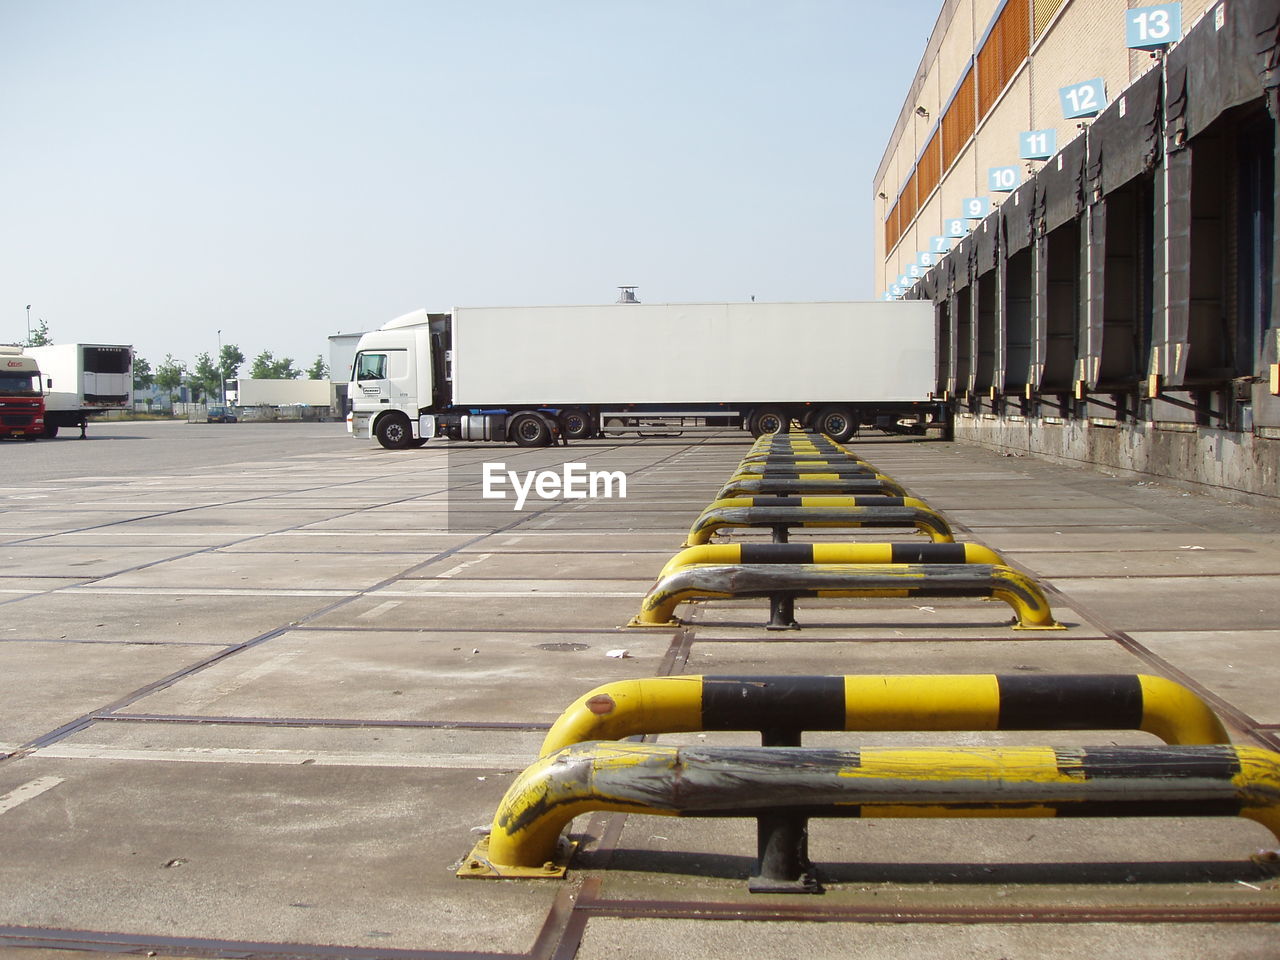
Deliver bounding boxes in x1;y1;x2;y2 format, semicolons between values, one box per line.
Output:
207;405;238;423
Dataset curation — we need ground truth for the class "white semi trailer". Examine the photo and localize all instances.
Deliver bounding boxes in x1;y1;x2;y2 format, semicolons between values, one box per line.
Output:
347;301;938;448
26;343;133;438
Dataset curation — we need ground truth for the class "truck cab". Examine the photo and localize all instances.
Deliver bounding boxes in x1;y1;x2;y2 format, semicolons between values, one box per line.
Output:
0;347;46;441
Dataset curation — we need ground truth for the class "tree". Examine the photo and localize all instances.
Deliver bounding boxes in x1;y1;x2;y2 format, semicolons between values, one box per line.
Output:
307;355;329;380
23;318;52;347
154;354;187;406
249;350;300;379
132;355;154;391
192;352;222;401
219;344;245;380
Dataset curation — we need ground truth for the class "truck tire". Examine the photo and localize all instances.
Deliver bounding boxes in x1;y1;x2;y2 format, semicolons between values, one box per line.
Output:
748;408;788;438
510;412;552;447
43;423;59;439
558;408;592;440
375;413;413;449
814;405;856;442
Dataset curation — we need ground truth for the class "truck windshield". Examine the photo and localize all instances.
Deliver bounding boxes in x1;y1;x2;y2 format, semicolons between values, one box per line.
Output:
355;353;387;380
0;371;40;394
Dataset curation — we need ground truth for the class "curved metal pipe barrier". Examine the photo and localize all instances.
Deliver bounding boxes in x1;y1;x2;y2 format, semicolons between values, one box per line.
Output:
464;741;1280;875
740;453;868;466
737;463;880;476
657;542;1005;579
684;505;954;546
716;476;908;499
627;562;1060;629
538;674;1231;757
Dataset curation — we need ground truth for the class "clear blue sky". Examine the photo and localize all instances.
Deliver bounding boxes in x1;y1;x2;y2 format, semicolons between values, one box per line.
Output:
1;0;937;371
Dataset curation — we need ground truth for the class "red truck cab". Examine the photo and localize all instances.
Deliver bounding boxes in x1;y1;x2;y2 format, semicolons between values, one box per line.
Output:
0;346;46;440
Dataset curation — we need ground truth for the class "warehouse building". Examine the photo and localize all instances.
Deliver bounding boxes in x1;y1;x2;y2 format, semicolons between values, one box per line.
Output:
875;0;1280;499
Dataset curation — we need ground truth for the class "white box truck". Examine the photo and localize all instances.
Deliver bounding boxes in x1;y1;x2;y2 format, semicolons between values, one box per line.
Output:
225;378;332;408
347;301;938;448
26;343;133;438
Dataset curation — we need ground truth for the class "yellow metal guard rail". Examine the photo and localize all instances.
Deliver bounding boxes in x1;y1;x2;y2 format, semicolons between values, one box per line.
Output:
538;674;1231;756
626;562;1060;629
461;742;1280;879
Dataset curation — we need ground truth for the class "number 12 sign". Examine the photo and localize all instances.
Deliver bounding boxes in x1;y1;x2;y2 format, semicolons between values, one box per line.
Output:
1059;78;1106;119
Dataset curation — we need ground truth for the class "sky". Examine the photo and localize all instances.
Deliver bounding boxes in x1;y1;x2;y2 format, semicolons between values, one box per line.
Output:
1;0;938;372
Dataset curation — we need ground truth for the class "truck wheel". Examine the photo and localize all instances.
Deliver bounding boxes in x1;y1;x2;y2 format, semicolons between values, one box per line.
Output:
558;408;592;440
814;406;856;442
375;413;413;449
510;413;552;447
748;408;788;437
43;423;59;439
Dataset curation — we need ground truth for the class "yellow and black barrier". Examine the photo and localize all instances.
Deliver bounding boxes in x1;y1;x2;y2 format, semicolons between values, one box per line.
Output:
716;476;908;499
657;542;1005;578
539;673;1231;756
740;451;869;466
627;562;1060;630
460;741;1280;888
737;462;880;476
684;504;954;546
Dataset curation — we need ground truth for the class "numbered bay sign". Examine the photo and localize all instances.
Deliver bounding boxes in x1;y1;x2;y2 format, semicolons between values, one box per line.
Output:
1020;128;1057;160
907;264;924;279
917;251;936;268
930;235;951;253
946;218;969;238
962;197;990;219
1126;3;1181;48
890;284;905;297
899;274;914;287
882;291;896;301
988;165;1021;192
1060;78;1107;119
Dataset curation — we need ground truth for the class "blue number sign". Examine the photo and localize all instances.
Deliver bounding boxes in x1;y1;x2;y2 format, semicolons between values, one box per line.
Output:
1060;78;1106;119
1126;4;1181;49
930;235;951;253
962;197;990;219
946;218;968;238
1020;129;1057;160
988;166;1021;192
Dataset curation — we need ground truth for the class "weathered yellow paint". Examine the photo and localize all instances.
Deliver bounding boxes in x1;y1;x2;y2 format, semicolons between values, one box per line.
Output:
630;562;1041;627
701;495;932;512
539;677;704;757
656;542;1005;579
473;742;1280;874
842;675;1003;730
1136;675;1230;744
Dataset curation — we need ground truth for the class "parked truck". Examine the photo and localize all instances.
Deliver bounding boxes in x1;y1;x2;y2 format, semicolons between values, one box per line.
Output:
0;346;46;441
224;378;332;408
26;343;133;438
347;301;938;448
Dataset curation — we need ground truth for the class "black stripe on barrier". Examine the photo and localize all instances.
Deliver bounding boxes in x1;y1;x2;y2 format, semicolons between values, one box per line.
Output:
702;676;845;731
1060;746;1243;781
997;675;1143;731
889;543;970;563
740;543;814;564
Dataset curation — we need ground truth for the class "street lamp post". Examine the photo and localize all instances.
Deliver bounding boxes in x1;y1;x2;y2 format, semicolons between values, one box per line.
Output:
26;305;31;341
217;329;226;407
